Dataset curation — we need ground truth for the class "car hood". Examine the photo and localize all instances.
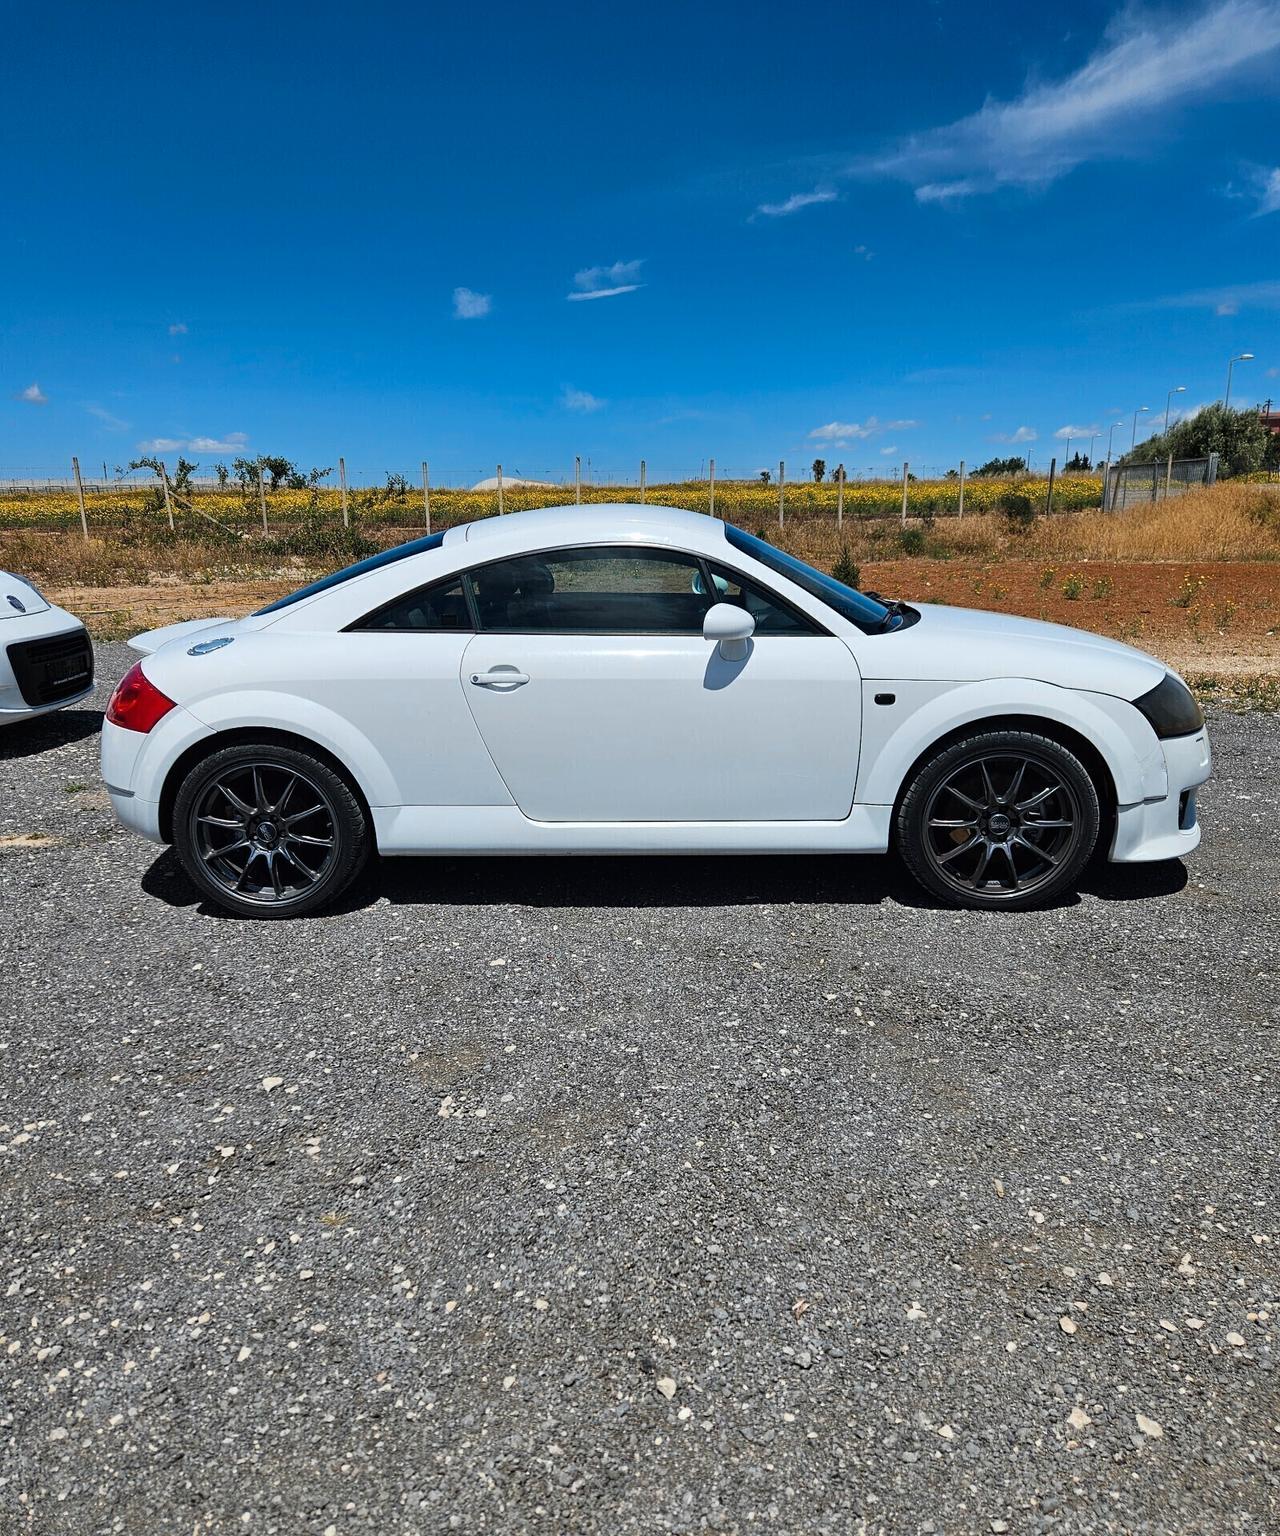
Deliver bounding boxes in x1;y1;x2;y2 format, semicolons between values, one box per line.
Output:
0;571;51;620
861;602;1167;699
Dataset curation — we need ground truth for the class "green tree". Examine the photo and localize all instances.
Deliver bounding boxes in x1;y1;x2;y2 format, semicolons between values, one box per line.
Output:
759;469;771;485
811;458;826;483
1123;402;1269;479
975;455;1027;476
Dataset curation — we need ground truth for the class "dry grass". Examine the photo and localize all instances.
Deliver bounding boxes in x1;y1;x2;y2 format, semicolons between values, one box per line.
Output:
4;480;1277;597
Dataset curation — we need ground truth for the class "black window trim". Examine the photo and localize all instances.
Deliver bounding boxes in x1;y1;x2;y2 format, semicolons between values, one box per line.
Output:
344;540;833;638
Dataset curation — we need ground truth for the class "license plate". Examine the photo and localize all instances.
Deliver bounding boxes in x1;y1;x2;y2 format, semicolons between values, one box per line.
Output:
49;656;88;685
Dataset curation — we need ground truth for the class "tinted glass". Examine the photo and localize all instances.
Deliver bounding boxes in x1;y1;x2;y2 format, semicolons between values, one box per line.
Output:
468;546;712;633
723;525;895;632
702;563;820;635
355;578;471;632
254;531;449;616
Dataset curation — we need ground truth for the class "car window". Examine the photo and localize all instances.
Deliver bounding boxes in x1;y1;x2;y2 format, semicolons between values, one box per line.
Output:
700;563;822;635
723;525;896;633
352;577;471;632
466;546;713;634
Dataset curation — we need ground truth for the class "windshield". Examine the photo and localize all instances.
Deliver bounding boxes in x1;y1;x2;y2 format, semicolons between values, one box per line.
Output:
724;526;899;632
253;531;448;616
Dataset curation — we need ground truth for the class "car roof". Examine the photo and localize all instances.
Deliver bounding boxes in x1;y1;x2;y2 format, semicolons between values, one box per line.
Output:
447;502;727;550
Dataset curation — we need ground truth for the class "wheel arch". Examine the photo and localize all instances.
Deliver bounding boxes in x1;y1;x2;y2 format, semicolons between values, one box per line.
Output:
887;712;1119;834
158;727;377;846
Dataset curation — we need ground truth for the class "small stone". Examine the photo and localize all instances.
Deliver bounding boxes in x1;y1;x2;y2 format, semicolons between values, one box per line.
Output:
236;1346;252;1363
991;1521;1009;1533
656;1377;677;1400
1135;1412;1163;1438
489;957;508;967
1068;1406;1091;1431
48;1427;68;1442
677;1405;693;1421
261;1076;284;1092
1096;1272;1113;1287
1226;1332;1246;1347
1185;1318;1205;1330
937;1423;955;1440
1059;1315;1077;1335
1158;1319;1178;1333
502;1376;516;1390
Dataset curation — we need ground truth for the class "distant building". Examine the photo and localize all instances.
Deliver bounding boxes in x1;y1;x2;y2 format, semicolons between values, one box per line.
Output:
1260;401;1280;437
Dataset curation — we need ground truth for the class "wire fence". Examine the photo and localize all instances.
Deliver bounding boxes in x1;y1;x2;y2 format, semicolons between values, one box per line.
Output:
0;453;1109;541
1103;455;1219;511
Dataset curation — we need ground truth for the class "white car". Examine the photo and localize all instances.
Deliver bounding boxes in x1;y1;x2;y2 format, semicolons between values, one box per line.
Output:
101;504;1211;917
0;570;94;725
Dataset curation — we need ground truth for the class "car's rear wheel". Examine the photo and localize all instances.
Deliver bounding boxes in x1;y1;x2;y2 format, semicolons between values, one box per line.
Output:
173;743;369;918
897;729;1100;910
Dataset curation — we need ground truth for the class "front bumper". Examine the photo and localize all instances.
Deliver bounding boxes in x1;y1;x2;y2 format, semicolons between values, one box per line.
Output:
0;610;95;723
1110;726;1211;863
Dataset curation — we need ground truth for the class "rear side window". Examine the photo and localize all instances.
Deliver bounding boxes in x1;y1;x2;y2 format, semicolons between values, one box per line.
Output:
352;578;471;632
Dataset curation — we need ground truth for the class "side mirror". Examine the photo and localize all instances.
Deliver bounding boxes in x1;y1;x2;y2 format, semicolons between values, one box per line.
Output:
703;601;755;660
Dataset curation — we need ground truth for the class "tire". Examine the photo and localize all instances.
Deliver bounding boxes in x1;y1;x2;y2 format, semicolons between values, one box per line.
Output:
172;742;370;918
896;729;1100;911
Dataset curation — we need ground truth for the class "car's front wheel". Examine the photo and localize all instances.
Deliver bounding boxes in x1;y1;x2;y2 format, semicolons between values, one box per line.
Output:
172;742;369;918
896;729;1100;910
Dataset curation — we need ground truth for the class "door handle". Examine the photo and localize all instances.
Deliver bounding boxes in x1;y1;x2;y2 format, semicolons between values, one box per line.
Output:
469;669;530;689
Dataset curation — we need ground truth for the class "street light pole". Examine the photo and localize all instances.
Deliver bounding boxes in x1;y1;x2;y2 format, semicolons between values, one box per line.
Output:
1164;385;1186;433
1130;405;1149;449
1225;353;1254;409
1088;431;1097;468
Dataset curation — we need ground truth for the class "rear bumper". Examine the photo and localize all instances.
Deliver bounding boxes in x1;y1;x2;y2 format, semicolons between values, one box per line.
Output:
1110;726;1211;863
101;706;214;845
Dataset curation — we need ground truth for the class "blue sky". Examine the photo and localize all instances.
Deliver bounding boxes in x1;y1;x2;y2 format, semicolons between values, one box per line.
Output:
3;0;1278;483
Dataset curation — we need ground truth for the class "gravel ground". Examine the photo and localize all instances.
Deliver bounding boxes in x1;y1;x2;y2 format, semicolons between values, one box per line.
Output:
1;642;1277;1536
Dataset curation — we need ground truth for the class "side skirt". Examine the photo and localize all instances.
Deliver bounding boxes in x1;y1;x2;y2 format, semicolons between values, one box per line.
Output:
373;804;894;856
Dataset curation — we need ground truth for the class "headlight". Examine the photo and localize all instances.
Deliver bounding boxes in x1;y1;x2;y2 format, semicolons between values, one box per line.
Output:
1133;672;1203;738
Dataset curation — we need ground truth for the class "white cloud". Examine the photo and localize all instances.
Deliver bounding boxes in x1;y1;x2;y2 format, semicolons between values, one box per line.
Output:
86;403;129;431
880;444;898;455
808;415;917;445
168;321;188;336
853;243;873;260
18;382;48;404
567;260;644;301
755;187;838;218
856;1;1280;200
136;432;248;455
991;426;1037;443
561;386;605;413
1216;301;1239;315
453;286;492;319
1247;164;1280;215
1054;422;1100;439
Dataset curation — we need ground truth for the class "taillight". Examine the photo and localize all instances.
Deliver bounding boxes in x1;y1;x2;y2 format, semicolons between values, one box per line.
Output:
106;662;176;733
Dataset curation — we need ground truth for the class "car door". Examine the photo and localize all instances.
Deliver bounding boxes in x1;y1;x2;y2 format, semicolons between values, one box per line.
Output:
458;544;863;822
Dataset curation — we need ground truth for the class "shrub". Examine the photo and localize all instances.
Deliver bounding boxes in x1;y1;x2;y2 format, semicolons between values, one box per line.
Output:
830;542;860;589
1061;573;1084;600
899;527;925;556
997;490;1035;531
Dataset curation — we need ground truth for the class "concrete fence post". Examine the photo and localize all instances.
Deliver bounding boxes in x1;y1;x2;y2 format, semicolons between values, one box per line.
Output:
574;456;581;504
258;467;269;535
497;463;505;515
1045;457;1057;516
639;459;646;503
836;464;844;528
422;461;430;532
778;461;785;527
900;462;909;526
71;456;89;541
339;457;349;528
1164;452;1174;501
709;457;715;517
957;460;966;519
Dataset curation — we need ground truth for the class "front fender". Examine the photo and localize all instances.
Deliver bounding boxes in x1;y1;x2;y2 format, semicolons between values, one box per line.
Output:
183;688;399;807
855;678;1166;808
